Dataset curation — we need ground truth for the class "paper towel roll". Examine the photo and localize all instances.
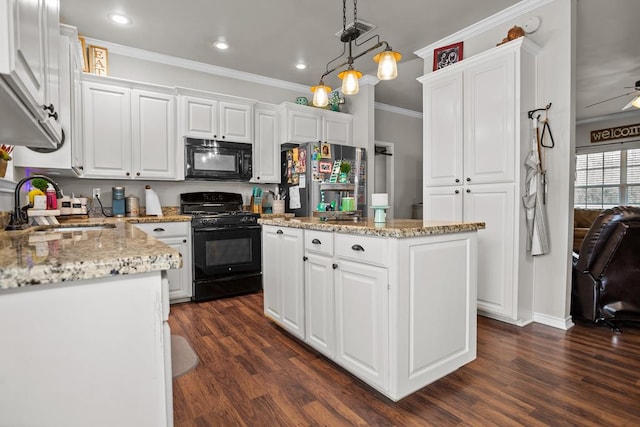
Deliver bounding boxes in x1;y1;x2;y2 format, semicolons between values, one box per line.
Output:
145;185;163;217
371;193;388;207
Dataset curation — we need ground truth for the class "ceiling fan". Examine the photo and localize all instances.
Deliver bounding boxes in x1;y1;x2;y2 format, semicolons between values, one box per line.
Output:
585;80;640;110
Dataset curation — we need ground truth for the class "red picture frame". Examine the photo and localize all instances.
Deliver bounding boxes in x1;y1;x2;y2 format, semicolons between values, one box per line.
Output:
433;42;464;71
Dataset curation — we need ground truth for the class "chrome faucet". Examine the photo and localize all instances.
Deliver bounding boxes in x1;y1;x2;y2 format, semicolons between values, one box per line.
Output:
5;175;63;231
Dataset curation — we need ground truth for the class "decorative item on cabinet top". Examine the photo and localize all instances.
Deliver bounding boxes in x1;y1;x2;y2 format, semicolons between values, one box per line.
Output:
496;26;525;46
88;45;108;76
433;42;464;71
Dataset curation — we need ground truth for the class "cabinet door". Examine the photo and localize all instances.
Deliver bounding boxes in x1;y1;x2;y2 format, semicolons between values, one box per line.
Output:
253;106;279;183
422;71;463;187
334;259;388;390
304;253;335;358
262;226;305;339
323;113;352;145
463;51;515;184
180;96;217;139
82;81;131;178
161;236;192;302
3;0;47;114
463;184;516;319
423;186;463;222
286;108;322;143
132;89;177;180
219;101;252;143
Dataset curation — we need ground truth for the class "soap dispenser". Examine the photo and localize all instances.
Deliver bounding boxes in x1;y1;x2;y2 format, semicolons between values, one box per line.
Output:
45;183;57;210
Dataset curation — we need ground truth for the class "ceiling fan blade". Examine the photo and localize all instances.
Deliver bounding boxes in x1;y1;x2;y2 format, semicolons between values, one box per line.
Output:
585;90;638;108
621;99;634;110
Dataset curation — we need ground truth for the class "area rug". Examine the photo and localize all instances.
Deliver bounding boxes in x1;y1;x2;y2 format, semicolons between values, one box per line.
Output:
171;335;199;378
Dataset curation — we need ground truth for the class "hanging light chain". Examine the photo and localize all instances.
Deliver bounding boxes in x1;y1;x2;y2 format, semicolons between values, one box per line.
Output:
353;0;358;29
343;0;347;32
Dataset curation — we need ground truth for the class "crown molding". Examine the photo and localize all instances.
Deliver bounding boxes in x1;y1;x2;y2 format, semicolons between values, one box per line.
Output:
83;37;310;93
414;0;553;58
374;102;422;119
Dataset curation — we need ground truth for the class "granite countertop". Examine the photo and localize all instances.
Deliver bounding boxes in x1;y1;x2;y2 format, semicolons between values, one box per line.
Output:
258;217;485;238
0;216;188;290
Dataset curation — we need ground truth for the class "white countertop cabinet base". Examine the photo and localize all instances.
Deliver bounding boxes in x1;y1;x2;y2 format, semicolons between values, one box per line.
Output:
0;271;173;427
263;225;478;401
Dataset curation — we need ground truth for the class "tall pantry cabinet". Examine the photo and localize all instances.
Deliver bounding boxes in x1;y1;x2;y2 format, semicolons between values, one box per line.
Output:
418;38;540;326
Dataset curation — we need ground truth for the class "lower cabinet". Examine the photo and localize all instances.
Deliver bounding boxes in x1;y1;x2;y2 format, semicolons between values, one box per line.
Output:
134;221;192;303
262;225;305;339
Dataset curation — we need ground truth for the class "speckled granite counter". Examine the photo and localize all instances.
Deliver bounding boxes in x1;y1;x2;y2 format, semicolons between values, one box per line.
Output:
258;217;485;238
0;216;188;289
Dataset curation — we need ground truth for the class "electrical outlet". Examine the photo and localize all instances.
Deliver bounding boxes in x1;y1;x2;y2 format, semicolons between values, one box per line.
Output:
93;188;101;199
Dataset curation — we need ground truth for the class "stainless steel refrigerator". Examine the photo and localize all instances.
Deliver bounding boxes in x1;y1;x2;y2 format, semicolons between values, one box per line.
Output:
281;142;367;218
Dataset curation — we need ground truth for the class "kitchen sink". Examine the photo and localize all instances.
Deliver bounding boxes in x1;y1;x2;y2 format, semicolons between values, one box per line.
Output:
34;224;116;232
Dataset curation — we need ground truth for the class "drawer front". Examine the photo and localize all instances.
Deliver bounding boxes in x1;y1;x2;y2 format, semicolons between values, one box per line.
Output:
335;234;388;267
134;221;190;238
304;230;334;256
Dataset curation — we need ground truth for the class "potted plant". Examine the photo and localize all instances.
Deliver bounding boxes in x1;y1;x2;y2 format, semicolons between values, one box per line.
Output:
339;161;351;183
0;144;13;179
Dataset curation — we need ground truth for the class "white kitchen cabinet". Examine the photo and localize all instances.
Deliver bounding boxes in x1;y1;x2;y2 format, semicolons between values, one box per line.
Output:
13;25;84;175
134;221;192;303
419;37;538;325
252;103;280;183
0;0;63;148
177;89;254;143
82;76;178;180
279;102;353;145
262;225;305;339
263;223;479;401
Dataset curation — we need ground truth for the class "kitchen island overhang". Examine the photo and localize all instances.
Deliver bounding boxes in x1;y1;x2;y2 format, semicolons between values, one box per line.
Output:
260;217;485;401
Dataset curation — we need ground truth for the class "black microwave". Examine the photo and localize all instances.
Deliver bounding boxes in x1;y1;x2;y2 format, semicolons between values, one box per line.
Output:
185;138;252;181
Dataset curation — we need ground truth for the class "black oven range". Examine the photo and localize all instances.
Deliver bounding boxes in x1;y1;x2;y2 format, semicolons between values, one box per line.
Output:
180;192;262;302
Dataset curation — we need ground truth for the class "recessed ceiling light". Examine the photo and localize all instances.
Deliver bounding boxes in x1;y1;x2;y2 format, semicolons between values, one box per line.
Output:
107;13;132;25
295;63;307;70
213;40;229;50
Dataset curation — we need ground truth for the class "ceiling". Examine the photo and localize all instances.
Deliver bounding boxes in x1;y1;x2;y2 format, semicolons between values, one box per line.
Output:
59;0;640;122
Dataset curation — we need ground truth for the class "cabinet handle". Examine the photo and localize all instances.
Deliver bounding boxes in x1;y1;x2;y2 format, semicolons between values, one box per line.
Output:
332;263;338;269
466;177;471;182
79;166;84;170
136;172;140;176
48;111;58;120
455;179;460;183
466;189;471;193
256;177;260;180
153;227;165;232
126;172;130;176
455;190;459;194
213;135;217;139
351;244;365;252
43;104;55;113
276;229;283;235
312;238;321;245
221;135;226;139
303;256;308;261
183;239;187;243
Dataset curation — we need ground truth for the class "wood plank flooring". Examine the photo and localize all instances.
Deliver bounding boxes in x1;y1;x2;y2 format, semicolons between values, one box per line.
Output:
168;292;640;426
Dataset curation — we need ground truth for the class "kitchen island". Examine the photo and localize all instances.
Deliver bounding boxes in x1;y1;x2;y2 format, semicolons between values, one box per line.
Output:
0;218;187;427
259;217;485;401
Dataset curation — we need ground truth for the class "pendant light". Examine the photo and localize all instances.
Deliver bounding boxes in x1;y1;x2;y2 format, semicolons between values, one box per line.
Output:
311;0;401;106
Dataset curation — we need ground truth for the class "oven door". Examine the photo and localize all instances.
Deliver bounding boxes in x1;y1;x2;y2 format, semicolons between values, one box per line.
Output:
193;225;262;280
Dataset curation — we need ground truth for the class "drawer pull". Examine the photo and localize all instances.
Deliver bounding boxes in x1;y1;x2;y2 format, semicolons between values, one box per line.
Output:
183;239;187;243
153;227;165;232
312;238;322;245
276;229;283;235
351;244;365;252
332;263;338;269
303;256;308;261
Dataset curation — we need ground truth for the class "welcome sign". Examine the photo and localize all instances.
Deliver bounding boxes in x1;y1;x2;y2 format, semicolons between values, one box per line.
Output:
591;123;640;143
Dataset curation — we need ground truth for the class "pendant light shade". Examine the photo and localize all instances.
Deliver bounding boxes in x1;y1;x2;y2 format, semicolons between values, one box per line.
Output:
373;50;402;80
338;68;362;95
311;83;332;107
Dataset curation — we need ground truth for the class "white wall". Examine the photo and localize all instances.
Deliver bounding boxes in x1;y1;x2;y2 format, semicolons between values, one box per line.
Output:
576;112;640;150
375;109;422;218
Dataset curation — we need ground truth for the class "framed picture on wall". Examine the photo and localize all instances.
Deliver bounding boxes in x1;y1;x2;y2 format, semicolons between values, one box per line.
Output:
433;42;463;71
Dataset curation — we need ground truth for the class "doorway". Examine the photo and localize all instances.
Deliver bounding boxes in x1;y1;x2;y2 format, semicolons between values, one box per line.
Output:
374;141;394;219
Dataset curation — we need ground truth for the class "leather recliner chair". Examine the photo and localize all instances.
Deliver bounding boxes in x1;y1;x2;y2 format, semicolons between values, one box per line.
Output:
571;206;640;325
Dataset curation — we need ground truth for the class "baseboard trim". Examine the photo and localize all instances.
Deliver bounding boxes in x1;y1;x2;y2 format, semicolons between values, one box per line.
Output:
533;312;574;330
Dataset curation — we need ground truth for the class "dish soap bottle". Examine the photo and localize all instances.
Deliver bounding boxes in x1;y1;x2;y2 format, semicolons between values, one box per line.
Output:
45;183;57;210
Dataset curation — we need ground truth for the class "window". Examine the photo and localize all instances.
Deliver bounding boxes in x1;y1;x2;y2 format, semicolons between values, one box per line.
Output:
574;148;640;208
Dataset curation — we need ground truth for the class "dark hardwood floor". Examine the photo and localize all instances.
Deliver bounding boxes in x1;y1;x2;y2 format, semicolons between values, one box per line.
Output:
168;292;640;426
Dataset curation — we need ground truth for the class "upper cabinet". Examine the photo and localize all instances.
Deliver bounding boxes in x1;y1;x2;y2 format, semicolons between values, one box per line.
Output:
82;75;178;180
177;89;255;144
0;0;62;148
252;103;280;183
279;102;352;145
